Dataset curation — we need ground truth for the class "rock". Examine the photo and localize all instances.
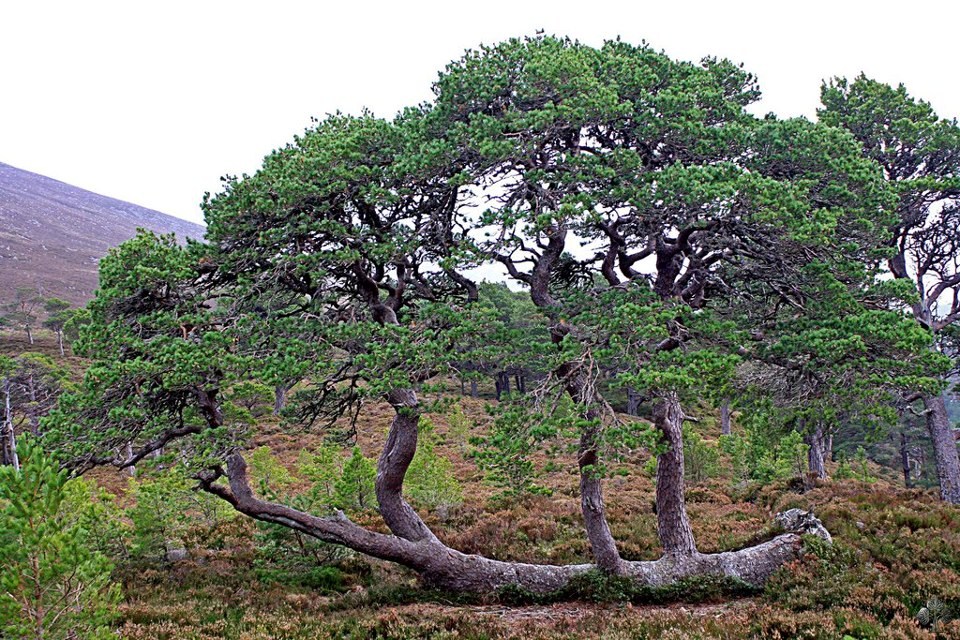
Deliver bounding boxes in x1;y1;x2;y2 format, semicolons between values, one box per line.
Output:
775;508;832;544
165;544;189;563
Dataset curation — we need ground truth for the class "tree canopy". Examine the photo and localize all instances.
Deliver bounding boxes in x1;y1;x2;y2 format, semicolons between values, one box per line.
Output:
42;36;954;594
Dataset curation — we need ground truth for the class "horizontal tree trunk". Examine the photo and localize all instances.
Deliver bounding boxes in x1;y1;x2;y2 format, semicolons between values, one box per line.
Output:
200;454;830;594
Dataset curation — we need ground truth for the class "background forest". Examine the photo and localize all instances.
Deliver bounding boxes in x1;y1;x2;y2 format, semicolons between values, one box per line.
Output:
2;36;960;640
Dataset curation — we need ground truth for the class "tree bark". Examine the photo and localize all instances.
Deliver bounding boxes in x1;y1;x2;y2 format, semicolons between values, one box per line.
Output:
200;453;830;594
1;378;19;470
375;388;438;543
900;431;912;489
652;396;697;556
720;399;731;436
558;361;624;573
925;393;960;504
578;418;624;573
806;426;826;479
495;372;510;400
125;442;137;477
470;379;478;398
273;383;289;416
56;329;64;357
626;388;642;416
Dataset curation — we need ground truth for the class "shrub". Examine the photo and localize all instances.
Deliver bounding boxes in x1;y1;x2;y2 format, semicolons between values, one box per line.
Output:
404;417;463;512
683;425;720;484
335;446;377;512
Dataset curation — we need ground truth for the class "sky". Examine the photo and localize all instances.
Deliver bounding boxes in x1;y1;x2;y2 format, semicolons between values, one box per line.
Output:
3;0;959;226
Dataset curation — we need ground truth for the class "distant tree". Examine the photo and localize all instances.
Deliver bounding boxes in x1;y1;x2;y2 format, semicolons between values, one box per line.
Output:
820;76;960;503
0;356;19;470
7;352;71;435
3;286;43;345
42;298;74;357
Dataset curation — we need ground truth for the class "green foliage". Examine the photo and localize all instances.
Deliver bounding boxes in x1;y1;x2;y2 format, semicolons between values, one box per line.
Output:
0;439;120;639
334;447;377;512
404;417;462;511
446;404;472;451
128;468;232;561
775;431;810;483
1;286;43;341
248;445;296;494
227;381;274;420
683;425;720;485
471;397;564;496
296;442;342;510
835;447;874;483
61;476;129;562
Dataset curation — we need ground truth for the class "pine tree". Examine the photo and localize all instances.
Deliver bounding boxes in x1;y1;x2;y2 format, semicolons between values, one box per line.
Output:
0;439;120;639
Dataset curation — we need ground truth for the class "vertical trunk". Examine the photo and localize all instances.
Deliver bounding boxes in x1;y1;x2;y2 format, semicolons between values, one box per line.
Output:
653;396;697;556
515;373;526;394
578;417;623;573
460;377;465;396
495;372;510;400
806;426;826;479
273;383;289;416
824;432;834;462
375;388;437;543
26;326;33;345
470;379;478;398
900;431;912;489
626;388;641;416
560;362;623;573
57;329;65;357
2;379;19;471
720;399;731;436
126;442;137;477
924;393;960;504
26;375;40;436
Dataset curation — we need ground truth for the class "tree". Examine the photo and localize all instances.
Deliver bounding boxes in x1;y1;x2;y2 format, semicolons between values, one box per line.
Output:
2;353;72;438
46;36;924;595
820;76;960;503
0;439;120;639
42;298;75;357
3;286;43;345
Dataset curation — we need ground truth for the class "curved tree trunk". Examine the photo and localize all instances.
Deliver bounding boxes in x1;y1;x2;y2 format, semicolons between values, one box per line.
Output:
578;419;624;573
652;396;697;556
374;388;438;543
200;453;830;594
925;393;960;504
559;362;623;572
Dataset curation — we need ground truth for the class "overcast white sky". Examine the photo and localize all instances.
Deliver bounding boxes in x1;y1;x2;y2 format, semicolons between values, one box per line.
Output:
2;0;958;226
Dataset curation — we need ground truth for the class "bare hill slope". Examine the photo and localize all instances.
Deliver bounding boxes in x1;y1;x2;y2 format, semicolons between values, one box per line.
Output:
0;161;205;305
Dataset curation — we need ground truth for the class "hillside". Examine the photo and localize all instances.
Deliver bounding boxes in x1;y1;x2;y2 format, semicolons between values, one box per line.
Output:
0;162;205;305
